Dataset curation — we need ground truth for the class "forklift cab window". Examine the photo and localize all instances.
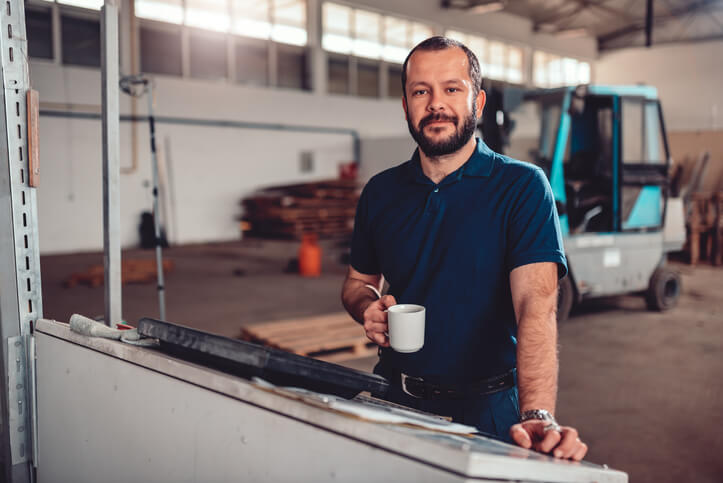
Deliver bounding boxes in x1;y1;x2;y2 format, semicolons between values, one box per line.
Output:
620;98;668;231
563;95;614;234
622;100;667;165
536;102;561;176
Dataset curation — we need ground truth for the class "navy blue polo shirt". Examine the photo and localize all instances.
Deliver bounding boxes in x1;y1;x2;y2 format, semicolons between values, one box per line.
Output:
351;138;566;384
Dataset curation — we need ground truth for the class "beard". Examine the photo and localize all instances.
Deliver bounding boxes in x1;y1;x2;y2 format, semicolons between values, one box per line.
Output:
407;108;477;158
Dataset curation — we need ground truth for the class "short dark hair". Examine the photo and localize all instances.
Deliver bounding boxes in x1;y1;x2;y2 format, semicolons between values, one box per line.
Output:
401;36;483;100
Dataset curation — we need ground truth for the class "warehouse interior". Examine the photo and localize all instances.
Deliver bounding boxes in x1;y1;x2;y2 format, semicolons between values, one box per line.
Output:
1;0;723;482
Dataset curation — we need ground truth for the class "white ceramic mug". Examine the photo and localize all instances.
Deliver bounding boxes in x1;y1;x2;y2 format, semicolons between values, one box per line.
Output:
387;304;425;353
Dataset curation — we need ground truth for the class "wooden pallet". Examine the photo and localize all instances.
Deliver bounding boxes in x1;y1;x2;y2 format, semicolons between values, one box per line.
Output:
240;312;377;363
65;258;174;288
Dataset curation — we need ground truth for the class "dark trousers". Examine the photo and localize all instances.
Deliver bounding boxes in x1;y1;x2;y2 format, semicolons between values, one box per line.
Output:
382;381;520;444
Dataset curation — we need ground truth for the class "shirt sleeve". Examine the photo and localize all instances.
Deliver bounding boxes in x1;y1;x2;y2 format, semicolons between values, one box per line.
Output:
506;167;568;279
350;184;381;275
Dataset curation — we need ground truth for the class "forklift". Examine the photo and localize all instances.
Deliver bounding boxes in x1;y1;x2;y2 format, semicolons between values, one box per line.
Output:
522;85;686;322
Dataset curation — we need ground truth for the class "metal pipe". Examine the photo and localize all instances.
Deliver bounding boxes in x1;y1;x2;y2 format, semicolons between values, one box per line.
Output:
645;0;654;47
101;0;122;327
38;110;363;163
146;85;166;320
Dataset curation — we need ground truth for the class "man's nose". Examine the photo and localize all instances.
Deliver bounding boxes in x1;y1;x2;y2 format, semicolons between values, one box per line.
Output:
427;90;444;112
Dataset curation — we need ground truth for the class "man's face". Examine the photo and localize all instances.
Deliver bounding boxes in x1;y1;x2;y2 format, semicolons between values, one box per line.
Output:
403;47;485;157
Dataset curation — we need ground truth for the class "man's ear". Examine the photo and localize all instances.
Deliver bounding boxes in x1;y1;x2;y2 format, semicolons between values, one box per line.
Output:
402;95;409;121
475;89;486;118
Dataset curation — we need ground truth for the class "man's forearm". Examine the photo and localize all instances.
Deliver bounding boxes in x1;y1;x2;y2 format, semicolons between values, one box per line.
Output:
516;312;559;415
341;277;379;324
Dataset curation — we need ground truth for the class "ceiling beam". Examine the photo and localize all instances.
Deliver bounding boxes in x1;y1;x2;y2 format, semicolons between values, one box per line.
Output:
532;2;587;29
599;0;723;46
599;32;723;51
576;0;638;22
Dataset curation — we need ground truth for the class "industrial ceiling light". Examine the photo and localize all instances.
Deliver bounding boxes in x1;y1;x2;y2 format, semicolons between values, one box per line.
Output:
441;0;507;15
468;1;506;15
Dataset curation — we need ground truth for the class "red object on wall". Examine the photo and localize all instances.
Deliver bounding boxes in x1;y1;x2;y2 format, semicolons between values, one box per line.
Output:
299;233;322;277
338;162;358;180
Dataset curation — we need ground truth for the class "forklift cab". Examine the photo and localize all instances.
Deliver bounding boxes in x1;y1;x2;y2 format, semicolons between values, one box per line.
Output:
524;85;684;321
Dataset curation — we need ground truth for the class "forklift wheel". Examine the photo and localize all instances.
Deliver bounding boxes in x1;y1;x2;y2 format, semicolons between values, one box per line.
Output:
557;276;574;323
645;267;681;311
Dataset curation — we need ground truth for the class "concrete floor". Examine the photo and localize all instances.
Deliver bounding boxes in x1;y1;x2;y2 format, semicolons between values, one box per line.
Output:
40;240;723;483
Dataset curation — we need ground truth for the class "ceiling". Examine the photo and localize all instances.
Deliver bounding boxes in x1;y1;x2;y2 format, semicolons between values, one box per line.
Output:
443;0;723;50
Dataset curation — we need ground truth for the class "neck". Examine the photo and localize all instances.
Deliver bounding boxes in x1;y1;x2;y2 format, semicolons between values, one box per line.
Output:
419;136;477;184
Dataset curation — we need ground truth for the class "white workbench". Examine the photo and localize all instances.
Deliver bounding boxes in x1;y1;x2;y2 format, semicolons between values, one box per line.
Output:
35;319;627;483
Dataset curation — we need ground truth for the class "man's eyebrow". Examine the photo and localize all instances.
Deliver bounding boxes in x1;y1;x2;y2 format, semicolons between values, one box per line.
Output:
408;79;467;88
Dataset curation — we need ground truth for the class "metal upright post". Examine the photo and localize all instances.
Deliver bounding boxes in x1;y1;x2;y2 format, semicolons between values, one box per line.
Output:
101;0;122;327
0;0;42;480
146;86;166;320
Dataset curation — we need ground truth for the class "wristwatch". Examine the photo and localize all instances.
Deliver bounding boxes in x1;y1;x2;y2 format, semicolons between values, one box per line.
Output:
520;409;556;423
520;409;561;432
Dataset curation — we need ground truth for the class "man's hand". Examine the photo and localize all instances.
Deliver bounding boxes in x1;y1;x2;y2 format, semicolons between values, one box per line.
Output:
510;421;588;461
362;294;396;347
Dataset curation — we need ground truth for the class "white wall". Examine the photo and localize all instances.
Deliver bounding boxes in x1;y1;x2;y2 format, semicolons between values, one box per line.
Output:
595;40;723;131
32;63;408;254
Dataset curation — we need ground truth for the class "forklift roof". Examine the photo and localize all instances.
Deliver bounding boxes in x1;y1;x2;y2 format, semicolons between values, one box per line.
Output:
524;84;659;101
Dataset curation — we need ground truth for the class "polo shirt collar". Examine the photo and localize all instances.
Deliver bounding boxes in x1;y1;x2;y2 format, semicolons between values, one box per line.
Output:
406;137;495;185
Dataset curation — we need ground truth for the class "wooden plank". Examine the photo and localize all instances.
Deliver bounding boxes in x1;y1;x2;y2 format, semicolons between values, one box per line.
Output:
27;89;40;187
267;326;363;347
248;321;356;341
316;345;378;363
290;335;375;355
245;313;353;332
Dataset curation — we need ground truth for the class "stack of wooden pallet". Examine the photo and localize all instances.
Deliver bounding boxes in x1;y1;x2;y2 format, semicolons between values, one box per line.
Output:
687;192;723;265
240;179;360;239
241;312;376;362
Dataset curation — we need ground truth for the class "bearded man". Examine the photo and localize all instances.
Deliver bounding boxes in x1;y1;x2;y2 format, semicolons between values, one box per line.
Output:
341;36;587;461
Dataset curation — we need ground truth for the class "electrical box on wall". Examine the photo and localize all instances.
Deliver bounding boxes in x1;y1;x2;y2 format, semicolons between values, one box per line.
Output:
300;151;314;173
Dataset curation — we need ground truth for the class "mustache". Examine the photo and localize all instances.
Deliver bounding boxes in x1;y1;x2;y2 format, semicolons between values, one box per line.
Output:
418;113;459;130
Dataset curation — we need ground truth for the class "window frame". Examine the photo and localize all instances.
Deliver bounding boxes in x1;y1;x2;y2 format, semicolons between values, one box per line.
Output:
134;4;311;89
532;50;593;88
138;18;184;77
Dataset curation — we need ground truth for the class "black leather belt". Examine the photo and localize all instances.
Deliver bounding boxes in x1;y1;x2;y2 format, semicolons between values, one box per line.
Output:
396;369;515;400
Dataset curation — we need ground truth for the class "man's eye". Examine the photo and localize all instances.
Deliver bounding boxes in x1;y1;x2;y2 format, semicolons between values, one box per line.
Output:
413;90;427;96
447;87;459;93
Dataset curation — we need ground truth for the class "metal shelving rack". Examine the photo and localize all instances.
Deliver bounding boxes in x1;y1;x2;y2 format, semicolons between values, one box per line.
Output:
0;0;42;480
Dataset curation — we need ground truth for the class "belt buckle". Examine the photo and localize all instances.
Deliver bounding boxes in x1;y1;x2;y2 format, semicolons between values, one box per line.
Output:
400;373;424;399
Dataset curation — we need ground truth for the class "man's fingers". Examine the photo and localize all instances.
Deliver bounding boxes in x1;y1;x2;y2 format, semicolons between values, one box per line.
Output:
380;295;397;310
518;421;586;460
371;331;389;346
364;321;388;333
362;319;389;347
551;427;579;459
365;310;388;323
536;427;562;453
509;424;532;449
571;441;588;461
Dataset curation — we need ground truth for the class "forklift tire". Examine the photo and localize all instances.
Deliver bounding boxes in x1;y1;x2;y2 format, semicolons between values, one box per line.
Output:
645;267;681;311
557;276;574;323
